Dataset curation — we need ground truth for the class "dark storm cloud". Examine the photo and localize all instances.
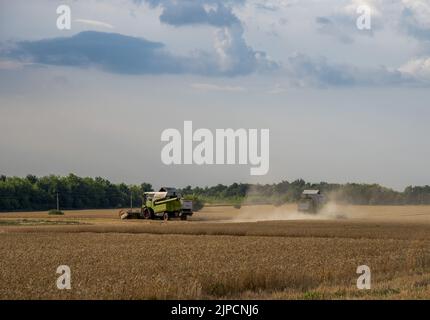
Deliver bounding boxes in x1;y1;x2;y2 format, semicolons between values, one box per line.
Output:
3;30;424;86
3;31;185;75
2;31;277;76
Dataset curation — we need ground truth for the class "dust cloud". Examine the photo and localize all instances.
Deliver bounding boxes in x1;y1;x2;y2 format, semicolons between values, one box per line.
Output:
230;202;349;223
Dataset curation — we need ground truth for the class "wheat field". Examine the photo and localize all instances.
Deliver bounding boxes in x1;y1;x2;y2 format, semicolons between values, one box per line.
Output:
0;205;429;299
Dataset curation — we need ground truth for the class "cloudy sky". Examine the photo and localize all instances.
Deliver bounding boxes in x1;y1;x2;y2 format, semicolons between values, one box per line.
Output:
0;0;429;190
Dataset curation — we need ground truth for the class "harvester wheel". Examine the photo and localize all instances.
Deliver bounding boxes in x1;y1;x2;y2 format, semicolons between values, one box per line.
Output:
180;214;187;221
143;208;152;220
163;212;169;221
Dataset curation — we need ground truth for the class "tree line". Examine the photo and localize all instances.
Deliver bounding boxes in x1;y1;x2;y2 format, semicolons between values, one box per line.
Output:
0;174;152;211
179;180;430;206
1;174;430;211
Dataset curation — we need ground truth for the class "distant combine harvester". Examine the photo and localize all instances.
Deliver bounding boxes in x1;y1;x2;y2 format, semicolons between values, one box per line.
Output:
297;189;327;214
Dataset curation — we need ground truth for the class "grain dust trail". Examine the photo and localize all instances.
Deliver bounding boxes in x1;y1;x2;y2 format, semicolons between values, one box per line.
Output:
229;202;348;222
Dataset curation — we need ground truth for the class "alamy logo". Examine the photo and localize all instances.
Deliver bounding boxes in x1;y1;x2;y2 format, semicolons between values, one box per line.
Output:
56;5;71;30
161;121;269;175
356;265;371;290
356;5;371;30
56;265;71;290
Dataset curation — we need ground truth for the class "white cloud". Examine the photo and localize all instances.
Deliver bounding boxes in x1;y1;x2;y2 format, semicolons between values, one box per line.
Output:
402;0;430;29
213;23;278;75
399;56;430;80
314;0;385;44
342;0;382;17
75;19;114;29
400;0;430;43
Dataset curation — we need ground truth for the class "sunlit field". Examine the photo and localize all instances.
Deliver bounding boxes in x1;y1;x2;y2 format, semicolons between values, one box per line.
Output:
1;205;430;299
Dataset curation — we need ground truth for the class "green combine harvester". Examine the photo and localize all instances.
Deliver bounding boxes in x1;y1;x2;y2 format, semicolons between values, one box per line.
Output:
119;187;193;221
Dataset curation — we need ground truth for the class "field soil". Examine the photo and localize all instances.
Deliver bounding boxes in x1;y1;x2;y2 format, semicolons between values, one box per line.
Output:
1;204;430;299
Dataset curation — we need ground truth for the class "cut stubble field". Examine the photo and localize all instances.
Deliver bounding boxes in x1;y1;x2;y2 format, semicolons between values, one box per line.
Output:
0;204;430;299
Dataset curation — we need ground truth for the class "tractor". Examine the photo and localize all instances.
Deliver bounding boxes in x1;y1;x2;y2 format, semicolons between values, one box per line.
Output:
119;187;193;221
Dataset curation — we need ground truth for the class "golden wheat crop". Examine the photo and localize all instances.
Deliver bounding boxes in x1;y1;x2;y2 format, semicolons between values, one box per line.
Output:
0;206;429;299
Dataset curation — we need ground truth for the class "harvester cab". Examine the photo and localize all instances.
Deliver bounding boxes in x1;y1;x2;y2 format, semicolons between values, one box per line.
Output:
297;189;326;214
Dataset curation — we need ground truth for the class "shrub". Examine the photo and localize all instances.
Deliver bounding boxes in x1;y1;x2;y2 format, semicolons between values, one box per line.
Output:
48;209;64;215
